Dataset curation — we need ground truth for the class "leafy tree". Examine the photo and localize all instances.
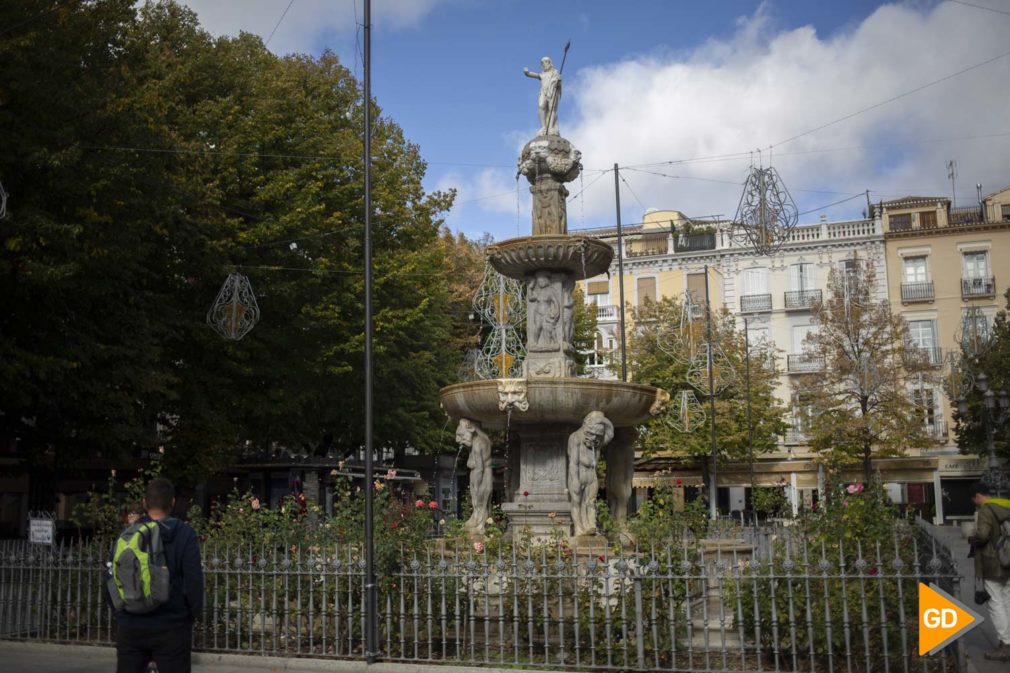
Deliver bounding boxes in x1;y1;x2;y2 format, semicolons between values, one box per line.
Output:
627;296;787;469
953;289;1010;462
571;285;597;375
0;1;470;498
799;260;933;482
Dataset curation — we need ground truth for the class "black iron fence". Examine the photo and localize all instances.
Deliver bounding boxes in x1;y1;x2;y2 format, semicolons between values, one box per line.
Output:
0;524;962;672
900;281;934;303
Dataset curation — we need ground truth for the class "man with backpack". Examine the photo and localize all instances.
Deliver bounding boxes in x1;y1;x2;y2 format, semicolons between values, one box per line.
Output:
969;481;1010;662
107;478;204;673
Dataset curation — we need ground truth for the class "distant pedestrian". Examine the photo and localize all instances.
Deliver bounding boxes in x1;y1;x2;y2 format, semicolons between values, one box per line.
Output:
968;481;1010;662
107;478;204;673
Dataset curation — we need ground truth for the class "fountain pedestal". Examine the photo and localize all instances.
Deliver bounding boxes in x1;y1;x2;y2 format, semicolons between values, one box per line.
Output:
501;423;574;536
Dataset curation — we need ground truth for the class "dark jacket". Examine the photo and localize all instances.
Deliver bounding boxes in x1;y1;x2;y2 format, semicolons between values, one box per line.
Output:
974;497;1010;582
111;516;204;627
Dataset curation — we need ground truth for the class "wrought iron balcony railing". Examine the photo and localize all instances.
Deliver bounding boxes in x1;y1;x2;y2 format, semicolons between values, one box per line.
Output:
673;231;717;253
961;276;995;299
904;344;942;367
787;353;824;373
784;289;822;310
740;293;772;313
900;281;934;302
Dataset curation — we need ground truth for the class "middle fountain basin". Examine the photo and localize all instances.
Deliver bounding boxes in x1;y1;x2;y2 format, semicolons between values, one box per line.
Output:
439;378;663;430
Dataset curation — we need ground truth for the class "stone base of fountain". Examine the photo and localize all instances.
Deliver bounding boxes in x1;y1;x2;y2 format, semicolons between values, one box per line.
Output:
568;534;609;555
501;500;571;538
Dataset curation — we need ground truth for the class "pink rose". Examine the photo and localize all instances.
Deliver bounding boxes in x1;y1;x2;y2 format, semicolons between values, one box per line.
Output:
250;498;261;511
428;501;438;510
415;499;424;508
846;483;864;494
473;541;484;553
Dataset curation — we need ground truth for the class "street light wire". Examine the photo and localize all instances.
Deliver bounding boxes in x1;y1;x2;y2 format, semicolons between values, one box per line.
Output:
264;0;296;47
947;0;1010;18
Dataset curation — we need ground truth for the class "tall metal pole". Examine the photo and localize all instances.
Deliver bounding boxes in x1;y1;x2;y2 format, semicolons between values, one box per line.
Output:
614;163;628;382
744;317;756;526
362;0;378;662
704;265;718;519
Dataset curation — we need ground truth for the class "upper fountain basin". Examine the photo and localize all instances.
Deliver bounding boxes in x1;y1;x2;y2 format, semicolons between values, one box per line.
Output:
439;378;665;430
487;235;613;281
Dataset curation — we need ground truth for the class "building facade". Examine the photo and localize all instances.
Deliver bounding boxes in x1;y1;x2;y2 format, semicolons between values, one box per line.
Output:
575;189;1010;523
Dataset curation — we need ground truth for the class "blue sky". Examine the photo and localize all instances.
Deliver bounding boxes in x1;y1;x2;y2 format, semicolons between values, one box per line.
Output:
184;1;1010;240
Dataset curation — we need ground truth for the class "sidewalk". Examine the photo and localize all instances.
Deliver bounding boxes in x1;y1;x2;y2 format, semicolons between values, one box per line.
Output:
921;521;1005;673
0;642;509;673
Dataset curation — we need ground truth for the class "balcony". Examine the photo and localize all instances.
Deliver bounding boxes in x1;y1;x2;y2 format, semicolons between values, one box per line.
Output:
900;281;934;303
740;293;772;313
949;205;984;226
905;345;943;368
787;353;824;373
923;419;948;441
961;276;995;299
673;232;716;253
596;304;619;322
784;289;822;310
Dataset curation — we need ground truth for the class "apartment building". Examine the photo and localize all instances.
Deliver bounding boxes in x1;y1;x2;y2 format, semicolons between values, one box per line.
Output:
877;186;1010;520
575;190;1010;523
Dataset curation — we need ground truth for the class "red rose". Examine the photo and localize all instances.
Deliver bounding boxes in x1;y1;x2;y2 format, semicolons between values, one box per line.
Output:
675;479;683;486
391;522;399;529
428;501;438;510
523;490;529;497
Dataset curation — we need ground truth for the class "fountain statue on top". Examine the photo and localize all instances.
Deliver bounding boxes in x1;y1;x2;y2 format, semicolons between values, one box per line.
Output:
439;49;669;546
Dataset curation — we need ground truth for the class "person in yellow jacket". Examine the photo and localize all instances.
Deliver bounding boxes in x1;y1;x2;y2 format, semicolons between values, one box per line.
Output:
969;481;1010;662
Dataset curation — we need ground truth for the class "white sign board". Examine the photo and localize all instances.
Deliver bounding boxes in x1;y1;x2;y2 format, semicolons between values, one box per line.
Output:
29;518;54;545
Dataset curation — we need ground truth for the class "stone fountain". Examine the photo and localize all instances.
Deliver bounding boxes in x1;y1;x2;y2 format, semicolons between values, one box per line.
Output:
439;55;668;546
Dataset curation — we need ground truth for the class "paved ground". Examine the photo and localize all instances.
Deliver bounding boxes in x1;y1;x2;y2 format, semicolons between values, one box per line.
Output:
923;521;1006;672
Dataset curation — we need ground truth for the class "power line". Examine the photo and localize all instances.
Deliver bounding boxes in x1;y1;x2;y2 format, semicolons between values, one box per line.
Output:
264;0;296;47
797;192;866;216
947;0;1010;17
773;48;1010;148
565;167;610;202
618;171;647;212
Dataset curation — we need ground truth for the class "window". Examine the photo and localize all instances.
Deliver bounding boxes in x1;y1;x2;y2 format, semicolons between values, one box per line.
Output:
838;258;859;282
791;394;815;436
1002;204;1010;222
741;267;768;296
907;319;937;362
918;210;937;229
889;213;912;230
792;324;815;353
962;251;989;279
587;280;609;306
686;272;708;309
911;386;939;427
903;256;928;283
636;276;657;307
789;263;816;291
747;325;771;348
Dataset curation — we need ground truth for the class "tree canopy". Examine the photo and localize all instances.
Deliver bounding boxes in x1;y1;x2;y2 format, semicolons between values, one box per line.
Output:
799;261;933;481
0;1;479;491
626;296;787;466
953;290;1010;463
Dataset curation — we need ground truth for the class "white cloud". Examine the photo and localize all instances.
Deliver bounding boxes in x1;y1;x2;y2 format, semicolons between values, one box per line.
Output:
542;2;1010;225
437;168;529;239
180;0;445;56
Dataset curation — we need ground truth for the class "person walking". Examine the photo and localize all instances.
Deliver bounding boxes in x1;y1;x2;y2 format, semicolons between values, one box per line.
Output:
969;481;1010;662
108;478;204;673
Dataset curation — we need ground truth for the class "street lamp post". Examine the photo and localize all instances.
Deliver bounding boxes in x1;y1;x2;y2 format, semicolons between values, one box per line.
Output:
957;372;1010;495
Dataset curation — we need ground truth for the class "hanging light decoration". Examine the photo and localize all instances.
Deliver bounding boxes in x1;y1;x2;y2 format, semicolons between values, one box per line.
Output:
732;164;799;256
207;273;261;341
955;306;993;359
686;342;736;396
942;351;974;401
472;262;526;379
668;389;707;433
657;290;702;365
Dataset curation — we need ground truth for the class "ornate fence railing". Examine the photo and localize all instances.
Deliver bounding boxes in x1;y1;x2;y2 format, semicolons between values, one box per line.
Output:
0;524;962;672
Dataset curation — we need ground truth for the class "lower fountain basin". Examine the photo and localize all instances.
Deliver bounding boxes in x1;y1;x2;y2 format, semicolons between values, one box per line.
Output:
439;378;665;430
